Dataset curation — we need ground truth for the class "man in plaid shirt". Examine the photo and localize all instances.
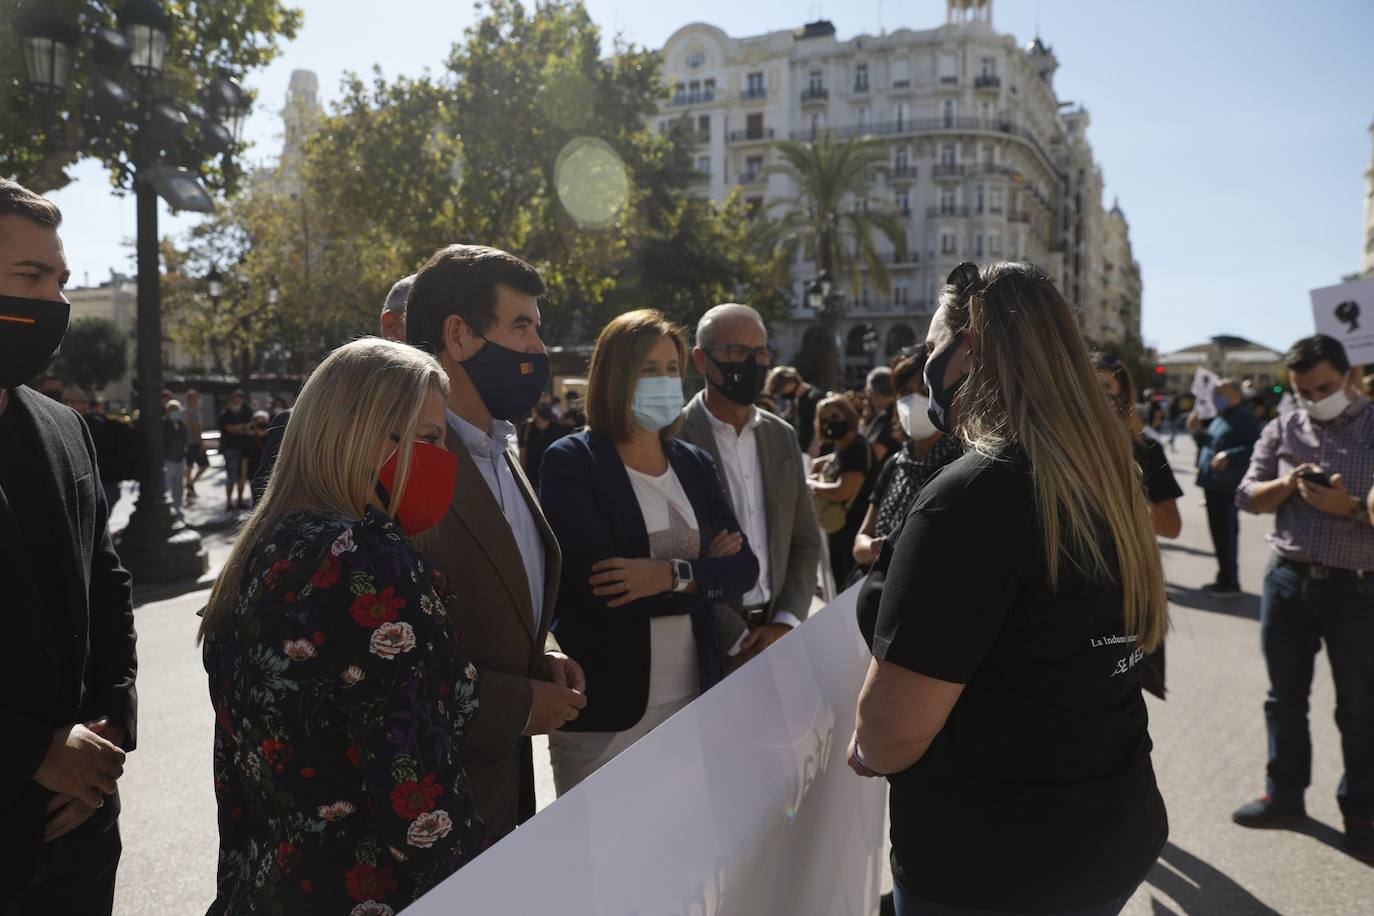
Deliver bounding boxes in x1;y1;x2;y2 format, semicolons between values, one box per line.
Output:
1231;334;1374;863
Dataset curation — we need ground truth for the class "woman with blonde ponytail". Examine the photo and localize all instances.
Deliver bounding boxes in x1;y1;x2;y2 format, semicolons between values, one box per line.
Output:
850;263;1169;916
200;338;486;915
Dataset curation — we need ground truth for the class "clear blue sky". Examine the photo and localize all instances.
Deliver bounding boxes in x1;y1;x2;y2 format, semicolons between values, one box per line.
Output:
43;0;1374;353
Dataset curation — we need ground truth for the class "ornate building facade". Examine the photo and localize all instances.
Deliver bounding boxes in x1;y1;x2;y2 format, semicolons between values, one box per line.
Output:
655;0;1141;385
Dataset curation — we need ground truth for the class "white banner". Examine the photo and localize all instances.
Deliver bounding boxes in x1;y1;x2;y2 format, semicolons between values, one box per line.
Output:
407;588;886;916
1311;276;1374;366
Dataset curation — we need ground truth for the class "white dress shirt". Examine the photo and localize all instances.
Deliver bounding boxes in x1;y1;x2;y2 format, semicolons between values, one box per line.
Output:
703;403;802;629
447;409;547;631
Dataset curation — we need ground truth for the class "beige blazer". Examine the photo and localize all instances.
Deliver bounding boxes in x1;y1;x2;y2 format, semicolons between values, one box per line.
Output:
418;424;562;838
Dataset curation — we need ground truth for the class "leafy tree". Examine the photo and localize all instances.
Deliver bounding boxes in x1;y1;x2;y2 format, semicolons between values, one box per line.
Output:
52;316;128;392
758;136;906;386
1;0;303;193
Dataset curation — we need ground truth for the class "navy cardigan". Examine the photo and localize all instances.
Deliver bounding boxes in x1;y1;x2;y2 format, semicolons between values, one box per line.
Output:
539;429;759;732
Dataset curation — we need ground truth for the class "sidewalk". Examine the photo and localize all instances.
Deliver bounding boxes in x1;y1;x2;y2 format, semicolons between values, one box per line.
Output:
109;453;249;604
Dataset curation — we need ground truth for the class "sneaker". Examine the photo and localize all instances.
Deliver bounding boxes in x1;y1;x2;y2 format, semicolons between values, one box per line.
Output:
1204;582;1243;598
1232;795;1306;829
1345;819;1374;864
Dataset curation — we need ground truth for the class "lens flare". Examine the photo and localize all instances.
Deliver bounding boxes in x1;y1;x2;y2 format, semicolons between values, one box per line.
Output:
555;137;630;229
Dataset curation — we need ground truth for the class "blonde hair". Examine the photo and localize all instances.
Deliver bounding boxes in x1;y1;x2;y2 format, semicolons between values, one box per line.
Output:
944;262;1167;651
586;309;688;442
198;338;449;641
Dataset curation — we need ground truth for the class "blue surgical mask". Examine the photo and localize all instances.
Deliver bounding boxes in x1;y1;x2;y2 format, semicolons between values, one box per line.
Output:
631;376;684;432
1212;393;1231;413
168;410;182;422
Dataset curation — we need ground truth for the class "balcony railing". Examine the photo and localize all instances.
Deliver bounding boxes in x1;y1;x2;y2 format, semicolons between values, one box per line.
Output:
932;163;966;179
786;117;1059;175
888;164;917;180
891;79;912;90
801;86;829;103
853;81;870;93
927;205;971;219
740;87;767;101
974;74;1002;90
690;170;711;183
1008;210;1031;224
669;89;715;106
727;127;775;143
737;172;765;185
939;75;958;85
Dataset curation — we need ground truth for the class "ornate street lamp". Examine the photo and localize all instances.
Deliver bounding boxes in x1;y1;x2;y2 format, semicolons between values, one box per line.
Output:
16;7;78;100
119;0;173;81
206;266;224;304
15;0;252;583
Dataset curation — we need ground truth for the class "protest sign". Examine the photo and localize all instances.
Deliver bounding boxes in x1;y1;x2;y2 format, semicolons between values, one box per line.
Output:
406;588;886;916
1311;276;1374;366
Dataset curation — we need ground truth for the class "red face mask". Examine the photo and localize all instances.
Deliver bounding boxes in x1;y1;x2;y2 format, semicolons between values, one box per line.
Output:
377;440;458;535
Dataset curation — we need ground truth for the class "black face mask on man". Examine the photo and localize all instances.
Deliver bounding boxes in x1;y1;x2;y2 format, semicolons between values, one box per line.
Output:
706;353;765;406
460;335;551;421
0;294;70;389
923;332;968;435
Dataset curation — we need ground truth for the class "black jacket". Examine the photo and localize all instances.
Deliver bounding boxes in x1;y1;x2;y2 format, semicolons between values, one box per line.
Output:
0;387;137;860
539;430;758;732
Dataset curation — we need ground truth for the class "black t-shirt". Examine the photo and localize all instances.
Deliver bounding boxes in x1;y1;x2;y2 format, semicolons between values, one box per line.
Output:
1135;439;1183;505
219;405;253;452
872;447;1167;911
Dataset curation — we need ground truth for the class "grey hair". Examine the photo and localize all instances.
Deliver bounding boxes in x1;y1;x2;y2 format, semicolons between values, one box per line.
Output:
381;274;416;316
695;303;765;351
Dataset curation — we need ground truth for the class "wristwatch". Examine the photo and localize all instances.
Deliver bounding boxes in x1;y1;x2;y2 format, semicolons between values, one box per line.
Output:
671;559;694;593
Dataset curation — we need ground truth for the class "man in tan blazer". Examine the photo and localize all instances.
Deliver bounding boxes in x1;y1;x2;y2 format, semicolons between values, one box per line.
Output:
679;304;822;663
407;244;586;840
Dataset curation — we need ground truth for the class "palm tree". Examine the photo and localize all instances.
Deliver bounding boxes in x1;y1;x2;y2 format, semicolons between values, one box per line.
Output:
757;135;907;388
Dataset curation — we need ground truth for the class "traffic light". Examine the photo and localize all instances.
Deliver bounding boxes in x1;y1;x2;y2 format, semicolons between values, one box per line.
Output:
1154;365;1166;376
1273;385;1283;394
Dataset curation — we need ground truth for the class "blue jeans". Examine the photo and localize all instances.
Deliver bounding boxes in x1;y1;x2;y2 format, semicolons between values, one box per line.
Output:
1261;558;1374;821
893;884;1135;916
1203;489;1239;587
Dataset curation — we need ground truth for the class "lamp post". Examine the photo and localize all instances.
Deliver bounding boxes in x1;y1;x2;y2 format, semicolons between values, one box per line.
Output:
16;1;249;583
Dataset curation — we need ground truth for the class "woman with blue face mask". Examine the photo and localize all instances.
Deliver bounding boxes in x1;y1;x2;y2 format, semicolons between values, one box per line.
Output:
539;309;760;794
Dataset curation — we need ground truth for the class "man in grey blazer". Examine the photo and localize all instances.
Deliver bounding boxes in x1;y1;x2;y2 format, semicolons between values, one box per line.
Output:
681;303;822;663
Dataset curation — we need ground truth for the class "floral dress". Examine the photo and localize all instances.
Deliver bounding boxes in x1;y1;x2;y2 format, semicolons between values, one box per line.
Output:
203;507;484;916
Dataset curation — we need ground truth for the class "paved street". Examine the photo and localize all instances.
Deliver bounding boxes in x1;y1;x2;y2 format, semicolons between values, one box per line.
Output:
109;438;1372;914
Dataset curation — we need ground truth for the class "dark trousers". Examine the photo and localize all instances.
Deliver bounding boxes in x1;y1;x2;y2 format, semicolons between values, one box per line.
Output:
7;808;121;916
1261;559;1374;822
1203;489;1240;587
892;884;1135;916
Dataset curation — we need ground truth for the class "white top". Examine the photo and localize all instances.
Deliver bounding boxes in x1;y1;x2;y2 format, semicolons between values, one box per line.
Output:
447;410;546;632
624;463;700;704
702;405;803;629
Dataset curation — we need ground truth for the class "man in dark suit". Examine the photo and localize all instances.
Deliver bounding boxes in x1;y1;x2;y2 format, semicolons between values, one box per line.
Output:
406;244;585;840
680;304;821;663
0;179;137;913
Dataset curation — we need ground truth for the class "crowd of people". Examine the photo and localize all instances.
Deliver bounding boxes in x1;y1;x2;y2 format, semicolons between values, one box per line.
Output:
5;170;1374;916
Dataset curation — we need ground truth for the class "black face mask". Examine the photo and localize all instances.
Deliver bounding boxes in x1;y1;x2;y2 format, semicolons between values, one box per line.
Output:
822;418;850;440
923;332;968;434
536;405;555;421
706;353;765;407
0;294;70;390
461;337;551;421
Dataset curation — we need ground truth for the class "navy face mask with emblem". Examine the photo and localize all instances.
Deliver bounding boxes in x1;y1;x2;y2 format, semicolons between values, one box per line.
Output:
461;336;551;421
0;294;70;389
922;332;967;435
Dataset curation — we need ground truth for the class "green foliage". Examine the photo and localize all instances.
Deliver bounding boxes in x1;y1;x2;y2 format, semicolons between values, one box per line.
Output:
0;0;303;193
164;0;776;369
758;136;907;300
53;316;128;391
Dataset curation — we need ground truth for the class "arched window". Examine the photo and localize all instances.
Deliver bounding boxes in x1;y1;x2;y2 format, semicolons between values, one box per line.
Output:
887;324;916;354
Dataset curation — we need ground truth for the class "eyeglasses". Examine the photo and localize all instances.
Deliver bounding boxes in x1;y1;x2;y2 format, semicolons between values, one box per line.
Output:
707;345;775;365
